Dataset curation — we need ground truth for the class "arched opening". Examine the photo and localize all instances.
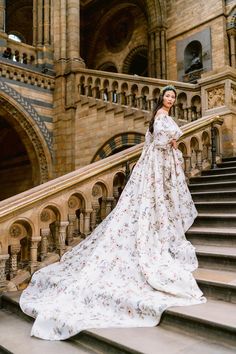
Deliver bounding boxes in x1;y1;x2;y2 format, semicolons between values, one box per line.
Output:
6;0;33;45
97;62;118;73
0;116;34;200
91;132;145;162
184;40;203;74
0;96;51;200
123;46;148;76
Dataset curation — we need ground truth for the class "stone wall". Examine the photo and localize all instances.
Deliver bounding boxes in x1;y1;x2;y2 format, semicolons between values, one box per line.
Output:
166;0;229;80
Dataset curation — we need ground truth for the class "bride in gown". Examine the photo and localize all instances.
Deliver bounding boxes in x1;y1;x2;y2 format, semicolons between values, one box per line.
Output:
20;85;206;340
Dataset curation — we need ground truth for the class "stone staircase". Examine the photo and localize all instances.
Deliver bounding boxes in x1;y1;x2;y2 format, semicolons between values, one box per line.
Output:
0;157;236;354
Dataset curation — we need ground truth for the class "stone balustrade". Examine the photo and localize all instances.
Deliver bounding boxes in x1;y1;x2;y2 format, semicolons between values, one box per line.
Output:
0;58;55;90
76;68;202;123
0;114;223;289
1;37;37;65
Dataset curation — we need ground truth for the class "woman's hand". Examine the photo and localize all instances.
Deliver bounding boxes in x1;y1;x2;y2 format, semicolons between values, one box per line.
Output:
171;139;177;149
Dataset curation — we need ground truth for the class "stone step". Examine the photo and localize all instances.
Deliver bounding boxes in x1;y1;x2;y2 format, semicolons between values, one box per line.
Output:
191;190;236;202
194;268;236;304
217;161;236;168
195;244;236;272
1;293;236;353
161;299;236;349
193;213;236;228
0;309;235;354
222;157;236;162
189;181;236;192
201;166;236;176
194;201;236;214
186;226;236;247
190;173;236;184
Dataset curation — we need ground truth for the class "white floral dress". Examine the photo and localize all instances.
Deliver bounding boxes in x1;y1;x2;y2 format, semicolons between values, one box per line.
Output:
20;113;206;340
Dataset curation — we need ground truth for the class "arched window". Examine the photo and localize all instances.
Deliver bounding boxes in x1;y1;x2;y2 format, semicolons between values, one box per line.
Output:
184;40;203;74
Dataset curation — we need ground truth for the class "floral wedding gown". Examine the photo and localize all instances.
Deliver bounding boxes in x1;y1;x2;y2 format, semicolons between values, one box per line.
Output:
20;113;206;340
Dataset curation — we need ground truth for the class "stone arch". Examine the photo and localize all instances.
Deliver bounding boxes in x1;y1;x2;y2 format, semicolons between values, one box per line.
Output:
0;85;52;199
91;132;145;162
6;0;33;45
122;45;148;76
97;62;118;73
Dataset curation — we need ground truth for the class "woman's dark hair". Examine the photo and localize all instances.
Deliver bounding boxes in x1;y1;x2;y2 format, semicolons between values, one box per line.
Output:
149;85;177;133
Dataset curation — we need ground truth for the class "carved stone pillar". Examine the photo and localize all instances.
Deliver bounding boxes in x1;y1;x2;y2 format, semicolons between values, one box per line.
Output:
184;156;192;177
83;209;92;236
58;222;69;257
67;214;76;245
0;254;9;290
91;203;99;231
0;0;5;32
40;228;50;261
105;197;115;217
228;29;236;68
9;244;21;279
30;237;41;273
196;150;203;171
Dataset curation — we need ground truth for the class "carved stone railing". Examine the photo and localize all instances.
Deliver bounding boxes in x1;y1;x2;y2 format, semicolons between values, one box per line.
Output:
0;59;55;90
0;114;224;291
76;68;202;123
0;34;53;69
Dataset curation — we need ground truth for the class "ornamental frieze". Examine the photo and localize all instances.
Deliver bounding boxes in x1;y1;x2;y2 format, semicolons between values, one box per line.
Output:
207;86;225;109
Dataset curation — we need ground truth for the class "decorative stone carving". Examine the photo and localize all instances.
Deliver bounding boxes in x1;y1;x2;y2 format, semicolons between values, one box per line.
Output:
231;86;236;105
68;196;79;209
9;224;24;238
40;210;51;222
92;184;102;198
207;87;225;109
0;254;9;289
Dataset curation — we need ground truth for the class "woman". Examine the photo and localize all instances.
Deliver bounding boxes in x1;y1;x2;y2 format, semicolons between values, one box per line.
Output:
20;85;206;340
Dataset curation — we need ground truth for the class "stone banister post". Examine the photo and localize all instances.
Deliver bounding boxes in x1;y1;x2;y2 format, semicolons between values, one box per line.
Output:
83;209;93;236
9;244;21;279
0;254;9;290
67;214;76;245
30;237;41;273
40;228;50;261
58;221;69;257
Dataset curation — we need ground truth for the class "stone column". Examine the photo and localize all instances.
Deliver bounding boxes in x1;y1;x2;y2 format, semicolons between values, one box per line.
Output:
40;228;50;261
66;0;84;65
44;0;50;46
196;150;203;171
228;29;236;68
0;254;9;290
91;203;99;230
30;237;41;273
105;197;115;217
58;221;69;257
148;31;155;77
83;209;92;236
0;0;5;32
9;245;21;279
67;214;76;245
155;30;161;78
160;29;167;79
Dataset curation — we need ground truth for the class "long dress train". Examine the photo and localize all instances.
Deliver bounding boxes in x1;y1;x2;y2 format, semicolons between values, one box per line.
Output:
20;113;206;340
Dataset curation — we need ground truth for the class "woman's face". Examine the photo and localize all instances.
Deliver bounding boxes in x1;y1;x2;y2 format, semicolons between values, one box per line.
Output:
162;90;176;110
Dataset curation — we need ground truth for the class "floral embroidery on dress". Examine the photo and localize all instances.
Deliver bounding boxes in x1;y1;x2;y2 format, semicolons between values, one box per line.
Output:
20;113;206;341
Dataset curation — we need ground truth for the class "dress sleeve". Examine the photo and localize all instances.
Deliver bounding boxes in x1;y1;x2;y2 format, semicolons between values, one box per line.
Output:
154;114;183;147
